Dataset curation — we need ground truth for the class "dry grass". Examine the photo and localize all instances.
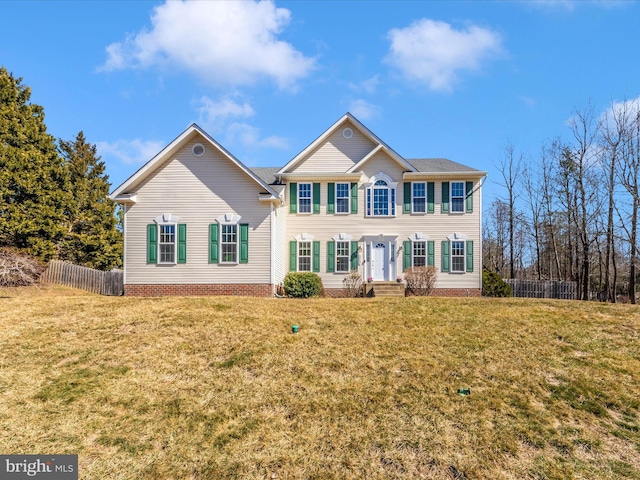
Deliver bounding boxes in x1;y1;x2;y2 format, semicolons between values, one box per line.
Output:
0;285;639;479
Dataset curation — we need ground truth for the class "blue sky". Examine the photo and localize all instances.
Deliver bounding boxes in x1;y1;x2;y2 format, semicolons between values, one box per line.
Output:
2;0;640;204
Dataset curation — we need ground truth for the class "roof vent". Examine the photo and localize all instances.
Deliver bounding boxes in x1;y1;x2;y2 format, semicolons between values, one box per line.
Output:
343;128;353;139
192;143;205;156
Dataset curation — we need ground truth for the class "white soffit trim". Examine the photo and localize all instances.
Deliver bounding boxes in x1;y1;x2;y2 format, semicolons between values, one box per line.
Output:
347;143;416;174
109;123;279;200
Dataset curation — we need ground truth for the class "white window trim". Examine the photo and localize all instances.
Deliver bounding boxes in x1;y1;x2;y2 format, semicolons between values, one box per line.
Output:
450;181;465;214
332;233;353;273
216;214;242;265
409;233;429;268
366;172;397;218
153;214;181;265
298;182;312;215
447;233;468;274
335;182;350;215
295;233;315;272
412;181;427;214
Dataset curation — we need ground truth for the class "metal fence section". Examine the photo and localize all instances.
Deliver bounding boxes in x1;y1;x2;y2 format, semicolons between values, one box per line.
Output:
505;279;577;300
42;260;124;296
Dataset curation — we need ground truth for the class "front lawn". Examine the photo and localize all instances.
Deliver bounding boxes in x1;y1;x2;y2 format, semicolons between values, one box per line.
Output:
0;286;638;479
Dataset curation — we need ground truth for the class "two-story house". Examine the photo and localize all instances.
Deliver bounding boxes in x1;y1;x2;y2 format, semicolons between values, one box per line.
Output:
110;113;486;297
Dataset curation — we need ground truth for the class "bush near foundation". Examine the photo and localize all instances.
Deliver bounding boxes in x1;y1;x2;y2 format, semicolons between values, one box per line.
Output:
283;272;324;298
482;269;512;297
404;266;437;296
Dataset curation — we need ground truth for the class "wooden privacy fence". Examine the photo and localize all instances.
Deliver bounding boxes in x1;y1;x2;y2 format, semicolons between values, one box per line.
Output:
42;260;124;296
505;279;577;300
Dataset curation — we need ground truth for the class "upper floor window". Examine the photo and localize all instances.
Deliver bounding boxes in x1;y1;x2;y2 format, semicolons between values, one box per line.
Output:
412;182;426;213
159;224;176;264
298;183;312;214
336;183;350;214
366;173;396;217
451;182;465;213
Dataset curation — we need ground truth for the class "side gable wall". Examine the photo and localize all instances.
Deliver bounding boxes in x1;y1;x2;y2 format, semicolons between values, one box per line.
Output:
124;138;272;285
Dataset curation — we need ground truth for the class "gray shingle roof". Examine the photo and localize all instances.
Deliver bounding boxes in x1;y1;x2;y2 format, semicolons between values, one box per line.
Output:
251;167;280;185
407;158;483;173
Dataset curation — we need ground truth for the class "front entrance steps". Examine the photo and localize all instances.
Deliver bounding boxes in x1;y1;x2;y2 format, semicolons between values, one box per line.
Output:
364;281;405;298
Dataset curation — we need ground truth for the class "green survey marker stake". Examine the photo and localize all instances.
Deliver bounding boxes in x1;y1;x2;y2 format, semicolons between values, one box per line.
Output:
292;325;299;333
458;388;471;396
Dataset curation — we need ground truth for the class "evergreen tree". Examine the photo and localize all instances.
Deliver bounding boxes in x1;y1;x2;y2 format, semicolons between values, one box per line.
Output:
58;132;123;270
0;67;69;260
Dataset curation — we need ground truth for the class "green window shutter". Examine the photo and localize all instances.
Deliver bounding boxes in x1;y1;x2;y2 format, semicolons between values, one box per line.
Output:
209;223;219;264
289;241;297;272
177;224;187;264
147;224;157;264
327;183;335;214
441;240;450;273
466;181;474;213
441;182;450;213
403;240;411;271
327;241;335;273
403;182;411;214
240;223;249;264
350;183;358;214
466;240;474;272
312;241;320;272
350;240;358;270
313;183;320;214
427;182;435;214
289;182;297;214
427;240;435;267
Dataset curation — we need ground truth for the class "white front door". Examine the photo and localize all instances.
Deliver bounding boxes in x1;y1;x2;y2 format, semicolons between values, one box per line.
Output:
372;242;387;281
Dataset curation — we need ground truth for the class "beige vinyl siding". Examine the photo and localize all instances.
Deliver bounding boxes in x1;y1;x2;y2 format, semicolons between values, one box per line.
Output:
291;122;377;173
124;139;272;285
273;203;287;286
285;177;482;290
359;151;407;180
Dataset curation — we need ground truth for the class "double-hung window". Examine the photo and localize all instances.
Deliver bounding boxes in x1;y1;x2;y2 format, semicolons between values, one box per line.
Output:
159;224;176;264
451;240;465;272
298;183;312;214
336;241;350;272
336;183;350;214
412;182;426;213
413;241;426;267
451;182;465;213
298;241;311;271
221;224;238;263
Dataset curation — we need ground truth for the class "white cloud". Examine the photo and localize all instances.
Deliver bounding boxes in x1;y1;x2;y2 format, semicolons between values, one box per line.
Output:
348;99;381;121
385;19;503;92
227;123;289;150
600;96;640;128
97;139;165;165
100;0;315;89
348;75;380;94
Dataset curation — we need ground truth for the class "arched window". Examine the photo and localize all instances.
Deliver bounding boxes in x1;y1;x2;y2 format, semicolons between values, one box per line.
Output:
366;173;397;216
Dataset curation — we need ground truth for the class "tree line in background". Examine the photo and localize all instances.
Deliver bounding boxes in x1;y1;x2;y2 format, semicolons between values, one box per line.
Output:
0;67;122;271
485;101;640;303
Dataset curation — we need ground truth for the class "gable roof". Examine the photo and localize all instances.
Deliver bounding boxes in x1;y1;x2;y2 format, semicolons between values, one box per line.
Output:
110;123;279;200
276;112;417;175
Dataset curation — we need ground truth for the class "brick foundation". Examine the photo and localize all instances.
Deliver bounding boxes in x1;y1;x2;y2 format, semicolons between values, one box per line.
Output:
323;287;482;298
124;284;273;297
429;288;482;297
